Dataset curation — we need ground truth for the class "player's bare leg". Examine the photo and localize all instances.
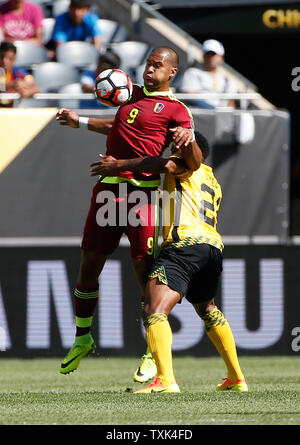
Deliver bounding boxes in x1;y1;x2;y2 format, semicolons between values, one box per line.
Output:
60;250;107;374
193;299;248;391
131;256;158;383
131;255;153;291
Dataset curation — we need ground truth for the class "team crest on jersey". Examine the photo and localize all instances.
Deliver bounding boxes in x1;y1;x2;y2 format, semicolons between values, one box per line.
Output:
153;102;165;113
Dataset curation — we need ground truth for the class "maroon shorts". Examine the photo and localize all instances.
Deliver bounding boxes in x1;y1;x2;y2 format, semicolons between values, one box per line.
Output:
81;181;159;258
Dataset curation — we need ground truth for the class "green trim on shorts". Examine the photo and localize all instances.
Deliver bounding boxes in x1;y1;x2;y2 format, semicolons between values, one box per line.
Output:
161;236;224;251
148;265;168;285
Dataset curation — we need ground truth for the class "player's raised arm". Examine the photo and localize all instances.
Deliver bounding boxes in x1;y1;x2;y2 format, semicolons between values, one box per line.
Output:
56;108;114;135
169;126;203;171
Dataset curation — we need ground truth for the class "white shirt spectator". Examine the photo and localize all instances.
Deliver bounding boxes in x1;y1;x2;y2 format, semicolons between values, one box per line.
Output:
179;39;238;109
180;66;238;108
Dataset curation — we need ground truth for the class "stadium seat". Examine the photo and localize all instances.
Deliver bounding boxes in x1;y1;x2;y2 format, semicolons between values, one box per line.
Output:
29;0;50;5
52;0;70;17
113;25;129;43
99;19;129;47
33;62;80;92
56;41;100;69
58;82;82;108
28;0;53;18
110;41;151;73
14;41;48;68
42;18;55;45
99;19;119;46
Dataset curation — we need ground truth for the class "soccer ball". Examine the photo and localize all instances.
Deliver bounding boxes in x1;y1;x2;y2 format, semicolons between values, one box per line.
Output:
94;69;133;107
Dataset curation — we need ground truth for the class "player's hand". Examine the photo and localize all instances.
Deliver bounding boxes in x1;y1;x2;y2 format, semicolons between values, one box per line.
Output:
56;108;79;128
90;154;120;177
169;126;194;149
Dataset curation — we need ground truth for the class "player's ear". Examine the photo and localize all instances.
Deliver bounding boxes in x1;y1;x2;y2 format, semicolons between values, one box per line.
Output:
169;67;178;79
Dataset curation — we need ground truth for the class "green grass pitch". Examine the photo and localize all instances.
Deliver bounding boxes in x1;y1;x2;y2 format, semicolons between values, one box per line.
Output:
0;356;299;425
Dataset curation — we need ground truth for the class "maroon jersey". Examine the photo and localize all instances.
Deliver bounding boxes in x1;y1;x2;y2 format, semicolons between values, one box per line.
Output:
106;84;194;183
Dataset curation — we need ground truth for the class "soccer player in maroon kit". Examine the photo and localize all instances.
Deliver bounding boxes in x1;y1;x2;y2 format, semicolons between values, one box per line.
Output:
56;46;197;379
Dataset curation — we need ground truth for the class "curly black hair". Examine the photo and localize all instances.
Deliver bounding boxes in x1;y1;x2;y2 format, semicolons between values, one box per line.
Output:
0;41;17;54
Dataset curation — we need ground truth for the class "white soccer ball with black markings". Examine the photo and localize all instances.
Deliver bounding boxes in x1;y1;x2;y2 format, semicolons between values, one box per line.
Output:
94;69;133;107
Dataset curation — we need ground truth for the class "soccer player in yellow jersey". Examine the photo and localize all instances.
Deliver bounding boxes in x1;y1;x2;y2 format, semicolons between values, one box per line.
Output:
91;131;248;393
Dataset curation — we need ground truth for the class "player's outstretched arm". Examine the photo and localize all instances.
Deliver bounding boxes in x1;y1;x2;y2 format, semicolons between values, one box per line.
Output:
90;155;188;177
56;108;114;135
86;117;114;134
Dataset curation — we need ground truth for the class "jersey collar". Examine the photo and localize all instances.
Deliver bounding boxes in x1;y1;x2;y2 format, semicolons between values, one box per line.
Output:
143;86;173;96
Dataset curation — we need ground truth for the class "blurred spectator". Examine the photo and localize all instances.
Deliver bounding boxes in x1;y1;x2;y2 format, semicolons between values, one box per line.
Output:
0;0;44;45
0;41;40;107
51;0;102;51
179;39;238;109
80;49;120;109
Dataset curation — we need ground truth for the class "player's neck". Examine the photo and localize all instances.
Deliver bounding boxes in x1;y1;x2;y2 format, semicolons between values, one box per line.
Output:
143;85;171;94
155;86;170;92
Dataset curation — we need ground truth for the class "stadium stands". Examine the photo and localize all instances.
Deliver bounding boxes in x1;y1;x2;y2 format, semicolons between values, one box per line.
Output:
0;2;135;107
0;0;269;109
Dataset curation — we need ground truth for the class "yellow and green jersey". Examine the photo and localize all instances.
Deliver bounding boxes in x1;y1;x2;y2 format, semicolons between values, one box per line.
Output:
161;160;223;251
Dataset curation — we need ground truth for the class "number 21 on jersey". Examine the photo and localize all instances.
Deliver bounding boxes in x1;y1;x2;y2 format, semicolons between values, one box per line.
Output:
200;183;219;228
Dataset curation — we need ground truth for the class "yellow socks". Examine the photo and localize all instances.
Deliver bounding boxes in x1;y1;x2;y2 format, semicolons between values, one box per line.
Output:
144;307;244;386
202;307;244;382
144;313;175;386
